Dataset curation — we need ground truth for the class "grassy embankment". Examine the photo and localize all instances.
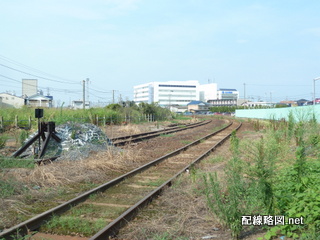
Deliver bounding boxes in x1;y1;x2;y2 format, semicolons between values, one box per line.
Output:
203;112;320;239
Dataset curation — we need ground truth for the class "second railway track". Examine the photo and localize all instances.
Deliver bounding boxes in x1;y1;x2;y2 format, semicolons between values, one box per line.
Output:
0;119;241;240
110;119;211;146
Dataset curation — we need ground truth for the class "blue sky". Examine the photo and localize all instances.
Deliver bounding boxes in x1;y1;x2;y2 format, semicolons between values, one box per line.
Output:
1;0;320;106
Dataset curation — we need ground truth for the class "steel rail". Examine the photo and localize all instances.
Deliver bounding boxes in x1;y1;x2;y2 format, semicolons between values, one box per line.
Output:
111;121;196;141
34;121;211;164
0;120;230;240
111;120;211;146
89;121;242;240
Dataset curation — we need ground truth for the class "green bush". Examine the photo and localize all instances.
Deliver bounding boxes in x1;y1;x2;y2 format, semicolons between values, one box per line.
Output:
204;131;247;239
0;104;172;129
265;160;320;239
204;113;320;239
0;134;8;149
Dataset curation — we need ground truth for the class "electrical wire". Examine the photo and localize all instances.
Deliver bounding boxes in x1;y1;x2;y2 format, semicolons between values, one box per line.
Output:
0;74;82;95
0;63;80;84
0;54;79;84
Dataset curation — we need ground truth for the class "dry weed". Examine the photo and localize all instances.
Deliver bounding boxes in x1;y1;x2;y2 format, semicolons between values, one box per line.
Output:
189;117;200;123
26;164;72;187
118;174;224;240
84;148;143;173
8;146;144;189
118;124;142;135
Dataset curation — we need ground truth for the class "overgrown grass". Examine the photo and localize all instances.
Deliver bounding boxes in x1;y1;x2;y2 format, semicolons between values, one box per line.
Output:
0;104;173;130
0;134;8;148
160;133;174;137
203;113;320;239
0;158;34;169
138;178;165;187
205;156;224;163
41;215;107;237
181;140;192;145
0;179;29;198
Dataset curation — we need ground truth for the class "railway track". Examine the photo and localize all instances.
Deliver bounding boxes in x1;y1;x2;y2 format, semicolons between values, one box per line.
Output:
0;120;241;240
33;120;211;165
110;120;211;146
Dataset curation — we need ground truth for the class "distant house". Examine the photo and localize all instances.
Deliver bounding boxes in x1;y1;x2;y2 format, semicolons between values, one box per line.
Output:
296;99;309;106
187;100;210;113
72;100;90;109
279;100;297;107
27;93;53;108
241;101;274;108
0;93;25;108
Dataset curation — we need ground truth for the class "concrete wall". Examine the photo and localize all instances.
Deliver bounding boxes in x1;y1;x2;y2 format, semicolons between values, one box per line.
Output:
0;93;25;108
235;105;320;122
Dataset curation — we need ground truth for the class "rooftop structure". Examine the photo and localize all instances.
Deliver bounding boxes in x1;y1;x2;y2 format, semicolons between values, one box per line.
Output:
22;79;38;97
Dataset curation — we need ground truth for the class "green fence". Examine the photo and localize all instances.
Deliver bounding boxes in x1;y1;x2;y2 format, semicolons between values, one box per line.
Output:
235;105;320;122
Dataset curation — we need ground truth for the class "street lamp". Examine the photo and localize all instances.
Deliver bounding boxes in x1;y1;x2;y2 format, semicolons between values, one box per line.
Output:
313;77;320;105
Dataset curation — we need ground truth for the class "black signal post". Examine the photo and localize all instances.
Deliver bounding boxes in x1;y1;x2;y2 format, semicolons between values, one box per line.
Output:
35;108;44;156
12;109;61;159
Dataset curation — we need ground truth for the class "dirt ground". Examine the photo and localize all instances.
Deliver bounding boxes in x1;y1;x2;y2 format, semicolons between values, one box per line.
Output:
0;117;269;240
113;120;268;240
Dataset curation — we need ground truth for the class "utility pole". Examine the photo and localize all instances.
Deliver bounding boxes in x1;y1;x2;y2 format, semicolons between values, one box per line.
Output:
86;78;90;103
83;80;85;110
119;94;122;104
112;90;115;104
313;77;320;105
243;83;246;101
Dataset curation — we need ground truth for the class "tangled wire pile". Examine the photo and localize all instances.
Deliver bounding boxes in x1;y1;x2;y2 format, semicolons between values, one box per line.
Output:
23;123;113;160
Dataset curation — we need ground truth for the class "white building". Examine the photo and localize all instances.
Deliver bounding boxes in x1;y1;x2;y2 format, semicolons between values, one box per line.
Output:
72;100;91;109
27;93;53;108
199;83;218;102
134;81;200;107
217;88;239;100
134;81;240;108
22;79;38;97
0;93;25;108
241;101;274;108
208;88;239;106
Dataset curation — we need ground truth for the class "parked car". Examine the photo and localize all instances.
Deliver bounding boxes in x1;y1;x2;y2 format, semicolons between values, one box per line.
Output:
184;111;193;116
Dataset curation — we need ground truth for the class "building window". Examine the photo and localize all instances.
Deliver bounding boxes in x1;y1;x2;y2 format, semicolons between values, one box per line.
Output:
159;84;196;88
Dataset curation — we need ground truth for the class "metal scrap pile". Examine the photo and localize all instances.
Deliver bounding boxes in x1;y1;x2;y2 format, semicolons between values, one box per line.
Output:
55;123;113;161
24;123;112;160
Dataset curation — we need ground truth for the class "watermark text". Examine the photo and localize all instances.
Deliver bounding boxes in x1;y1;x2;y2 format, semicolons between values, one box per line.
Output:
241;215;304;226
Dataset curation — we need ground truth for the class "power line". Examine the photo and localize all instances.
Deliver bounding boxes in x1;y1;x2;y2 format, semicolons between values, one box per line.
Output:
0;74;82;95
90;86;113;94
0;74;21;84
88;91;110;100
0;63;79;84
0;54;78;83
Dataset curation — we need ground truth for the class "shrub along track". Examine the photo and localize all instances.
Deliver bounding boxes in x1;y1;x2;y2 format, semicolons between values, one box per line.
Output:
0;118;240;240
